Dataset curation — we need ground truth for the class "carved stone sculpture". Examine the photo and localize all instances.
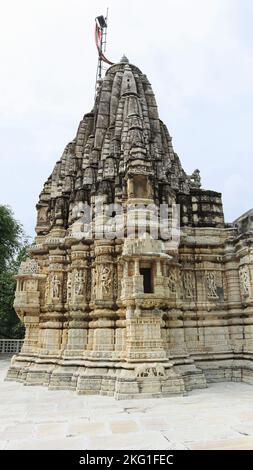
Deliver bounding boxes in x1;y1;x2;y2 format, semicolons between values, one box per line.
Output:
7;57;253;399
239;265;251;298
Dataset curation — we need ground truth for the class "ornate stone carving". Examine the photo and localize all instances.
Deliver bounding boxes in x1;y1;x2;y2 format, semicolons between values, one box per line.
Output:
67;273;72;300
74;270;84;296
239;265;251;298
205;271;219;299
18;259;40;275
135;363;165;378
9;56;253;400
181;271;195;299
51;274;61;299
24;279;37;291
189;169;201;188
168;270;177;294
100;265;112;294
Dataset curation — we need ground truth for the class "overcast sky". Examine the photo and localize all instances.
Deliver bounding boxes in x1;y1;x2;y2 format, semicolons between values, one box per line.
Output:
0;0;252;238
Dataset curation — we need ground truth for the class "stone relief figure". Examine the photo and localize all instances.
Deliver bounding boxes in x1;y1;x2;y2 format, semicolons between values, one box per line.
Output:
136;363;165;378
189;169;201;189
167;270;177;295
239;265;251;298
67;273;72;300
205;272;219;299
182;271;195;299
51;274;61;299
101;265;112;294
74;270;84;296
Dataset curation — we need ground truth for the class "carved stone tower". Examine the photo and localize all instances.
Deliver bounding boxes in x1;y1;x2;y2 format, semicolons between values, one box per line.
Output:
7;57;253;398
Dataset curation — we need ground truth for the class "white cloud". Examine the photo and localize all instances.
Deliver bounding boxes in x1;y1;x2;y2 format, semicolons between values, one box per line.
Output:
0;0;252;235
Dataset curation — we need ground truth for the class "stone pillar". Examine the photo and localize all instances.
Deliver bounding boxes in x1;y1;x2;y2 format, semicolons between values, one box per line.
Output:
154;259;164;297
40;248;65;356
64;243;90;357
134;258;139;275
88;240;116;359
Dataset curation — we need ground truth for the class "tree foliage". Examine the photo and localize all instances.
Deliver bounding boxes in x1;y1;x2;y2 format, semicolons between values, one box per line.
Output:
0;205;29;338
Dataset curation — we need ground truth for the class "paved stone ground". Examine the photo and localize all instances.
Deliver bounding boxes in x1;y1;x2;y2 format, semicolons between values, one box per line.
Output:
1;358;253;450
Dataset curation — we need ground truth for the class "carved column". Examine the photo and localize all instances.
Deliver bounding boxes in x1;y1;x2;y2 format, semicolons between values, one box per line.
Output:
40;247;65;356
64;242;90;357
88;240;116;359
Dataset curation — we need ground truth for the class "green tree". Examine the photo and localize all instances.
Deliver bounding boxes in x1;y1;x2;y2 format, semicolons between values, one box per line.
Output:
0;205;29;338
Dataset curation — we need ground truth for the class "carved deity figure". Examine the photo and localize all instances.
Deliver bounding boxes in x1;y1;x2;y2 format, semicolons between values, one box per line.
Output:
74;271;84;295
167;270;177;294
182;271;195;299
51;274;61;298
205;272;219;299
101;265;112;294
239;265;251;298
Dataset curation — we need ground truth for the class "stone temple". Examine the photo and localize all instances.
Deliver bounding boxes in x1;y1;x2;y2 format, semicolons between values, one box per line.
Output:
7;57;253;398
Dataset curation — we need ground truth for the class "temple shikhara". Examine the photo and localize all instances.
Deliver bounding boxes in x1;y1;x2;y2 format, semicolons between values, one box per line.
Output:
7;53;253;398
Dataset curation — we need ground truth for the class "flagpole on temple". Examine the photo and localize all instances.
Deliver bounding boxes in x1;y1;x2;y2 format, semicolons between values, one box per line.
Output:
94;10;114;96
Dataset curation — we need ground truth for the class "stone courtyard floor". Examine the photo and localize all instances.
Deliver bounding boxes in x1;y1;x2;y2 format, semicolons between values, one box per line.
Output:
1;358;253;450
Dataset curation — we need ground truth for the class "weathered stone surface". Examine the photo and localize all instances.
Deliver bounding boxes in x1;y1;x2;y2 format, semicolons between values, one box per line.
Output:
2;358;253;449
6;58;253;398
